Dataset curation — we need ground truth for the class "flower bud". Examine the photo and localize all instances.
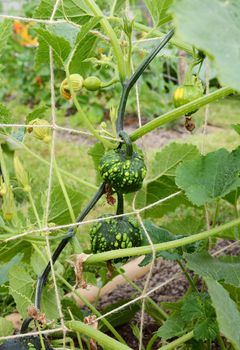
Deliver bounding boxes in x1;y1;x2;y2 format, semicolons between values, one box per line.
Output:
14;156;31;192
60;74;84;100
83;76;102;91
0;177;7;196
27;119;52;144
2;186;16;221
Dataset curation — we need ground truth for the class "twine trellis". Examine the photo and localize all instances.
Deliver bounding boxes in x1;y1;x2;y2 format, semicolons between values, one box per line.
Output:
0;2;237;350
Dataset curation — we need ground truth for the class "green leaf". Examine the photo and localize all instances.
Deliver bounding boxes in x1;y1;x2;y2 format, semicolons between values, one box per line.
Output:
157;312;186;340
206;278;240;349
164;213;205;236
26;105;50;123
186;252;240;288
139;220;181;266
8;265;34;317
176;147;240;206
0;20;12;57
150;143;199;179
0;103;11;124
88;142;105;183
41;287;59;320
232;124;240;135
181;292;218;341
171;0;240;91
69;17;100;74
0;254;23;285
34;0;92;24
99;300;140;332
48;185;86;225
0;317;14;337
144;0;173;27
62;297;84;320
35;28;71;68
135;175;190;218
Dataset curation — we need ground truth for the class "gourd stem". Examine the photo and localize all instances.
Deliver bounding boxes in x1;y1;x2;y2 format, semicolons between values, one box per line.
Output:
116;29;174;133
119;130;133;156
116;192;124;215
21;182;106;333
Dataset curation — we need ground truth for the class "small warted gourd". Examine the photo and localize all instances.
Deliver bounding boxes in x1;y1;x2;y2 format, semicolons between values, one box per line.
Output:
173;76;204;116
99;144;146;193
90;215;142;262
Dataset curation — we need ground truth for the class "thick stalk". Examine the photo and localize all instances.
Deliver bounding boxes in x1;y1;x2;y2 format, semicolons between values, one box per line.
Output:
116;192;124;215
158;331;193;350
85;217;240;264
84;0;126;82
130;87;234;141
67;320;132;350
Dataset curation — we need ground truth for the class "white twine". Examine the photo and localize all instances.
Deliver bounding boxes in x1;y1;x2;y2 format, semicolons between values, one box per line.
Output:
4;191;181;242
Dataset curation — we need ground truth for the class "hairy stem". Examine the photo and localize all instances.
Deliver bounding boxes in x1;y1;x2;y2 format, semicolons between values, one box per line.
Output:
84;0;126;82
130;87;234;141
60;276;126;345
85;217;240;264
158;331;193;350
67;320;131;350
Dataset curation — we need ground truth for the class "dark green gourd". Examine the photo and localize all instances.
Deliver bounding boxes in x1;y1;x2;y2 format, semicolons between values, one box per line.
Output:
90;215;142;262
99;149;146;193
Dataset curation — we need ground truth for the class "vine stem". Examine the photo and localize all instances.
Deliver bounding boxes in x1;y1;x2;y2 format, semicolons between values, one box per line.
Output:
158;331;193;350
67;320;131;350
130;87;234;141
84;0;126;82
116;29;174;133
21;183;105;333
85;217;240;264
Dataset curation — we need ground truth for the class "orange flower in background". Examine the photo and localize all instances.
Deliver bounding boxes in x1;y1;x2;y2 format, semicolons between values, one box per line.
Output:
13;20;38;48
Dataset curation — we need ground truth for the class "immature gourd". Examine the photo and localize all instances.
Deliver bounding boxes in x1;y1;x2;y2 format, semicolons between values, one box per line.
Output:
173;76;204;116
90;215;142;262
99;149;146;193
83;76;102;91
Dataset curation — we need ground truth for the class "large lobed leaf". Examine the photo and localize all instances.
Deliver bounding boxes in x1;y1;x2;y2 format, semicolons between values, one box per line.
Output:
35;18;100;74
171;0;240;91
133;143;199;218
206;278;240;349
176;147;240;206
186;252;240;288
8;266;35;317
144;0;173;27
34;0;92;25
